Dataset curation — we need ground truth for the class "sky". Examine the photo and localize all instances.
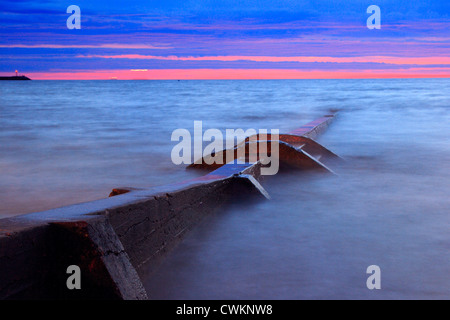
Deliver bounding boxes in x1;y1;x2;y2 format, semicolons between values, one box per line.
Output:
0;0;449;79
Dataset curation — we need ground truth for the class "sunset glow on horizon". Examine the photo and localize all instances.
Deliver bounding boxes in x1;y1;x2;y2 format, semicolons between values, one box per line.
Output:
1;0;449;80
9;68;450;81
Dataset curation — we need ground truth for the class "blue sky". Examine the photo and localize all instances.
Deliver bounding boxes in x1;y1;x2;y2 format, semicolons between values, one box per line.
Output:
0;0;449;79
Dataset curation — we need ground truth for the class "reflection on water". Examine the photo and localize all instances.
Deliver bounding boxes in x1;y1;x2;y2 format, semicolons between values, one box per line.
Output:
1;79;449;298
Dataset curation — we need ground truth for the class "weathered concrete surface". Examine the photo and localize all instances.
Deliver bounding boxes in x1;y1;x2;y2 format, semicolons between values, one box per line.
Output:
0;162;266;299
190;140;336;173
243;134;341;166
0;115;338;300
289;115;335;139
188;114;340;172
107;163;268;280
0;215;147;300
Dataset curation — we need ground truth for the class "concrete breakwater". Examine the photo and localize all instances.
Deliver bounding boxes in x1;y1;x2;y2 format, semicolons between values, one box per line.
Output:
0;115;337;300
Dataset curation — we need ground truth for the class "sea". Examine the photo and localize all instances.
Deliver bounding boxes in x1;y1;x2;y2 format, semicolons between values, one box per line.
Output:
0;79;449;299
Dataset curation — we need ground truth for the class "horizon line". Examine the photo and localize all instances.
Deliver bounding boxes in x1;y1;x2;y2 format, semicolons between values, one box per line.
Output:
2;69;450;80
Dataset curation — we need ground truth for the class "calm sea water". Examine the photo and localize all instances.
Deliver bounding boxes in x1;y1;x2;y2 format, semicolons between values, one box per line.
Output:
1;79;449;299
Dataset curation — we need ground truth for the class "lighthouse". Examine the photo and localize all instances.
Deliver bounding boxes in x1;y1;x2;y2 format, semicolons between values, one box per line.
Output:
0;70;31;80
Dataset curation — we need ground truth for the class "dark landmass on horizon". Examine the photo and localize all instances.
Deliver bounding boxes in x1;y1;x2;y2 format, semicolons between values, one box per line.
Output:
0;75;31;80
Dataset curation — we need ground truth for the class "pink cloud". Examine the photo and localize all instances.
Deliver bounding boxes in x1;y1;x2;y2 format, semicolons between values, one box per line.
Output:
0;44;171;49
9;68;449;80
77;54;450;65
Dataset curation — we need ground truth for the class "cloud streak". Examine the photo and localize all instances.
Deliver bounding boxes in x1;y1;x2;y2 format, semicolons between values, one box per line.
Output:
1;0;449;78
4;68;448;80
0;44;171;49
77;54;450;66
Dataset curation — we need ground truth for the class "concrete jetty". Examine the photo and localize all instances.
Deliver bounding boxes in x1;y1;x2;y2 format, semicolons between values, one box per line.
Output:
0;114;338;300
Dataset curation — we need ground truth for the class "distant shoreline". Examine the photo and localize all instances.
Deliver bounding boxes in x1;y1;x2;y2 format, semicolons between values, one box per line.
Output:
1;77;450;81
0;75;31;80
